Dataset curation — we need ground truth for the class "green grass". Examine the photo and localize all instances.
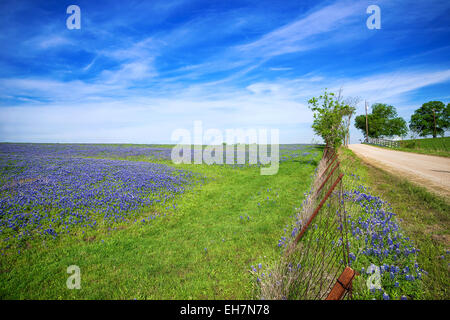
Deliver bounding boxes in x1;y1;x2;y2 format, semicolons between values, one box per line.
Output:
400;136;450;151
0;147;321;299
339;147;449;300
366;136;450;157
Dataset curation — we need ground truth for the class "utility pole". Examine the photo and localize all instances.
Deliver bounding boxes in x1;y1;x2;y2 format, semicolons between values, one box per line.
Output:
433;108;437;138
365;100;369;143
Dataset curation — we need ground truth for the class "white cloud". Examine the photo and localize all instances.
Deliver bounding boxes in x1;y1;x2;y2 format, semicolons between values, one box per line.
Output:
332;69;450;102
269;67;293;71
1;67;449;142
99;59;157;84
39;36;73;49
237;0;365;58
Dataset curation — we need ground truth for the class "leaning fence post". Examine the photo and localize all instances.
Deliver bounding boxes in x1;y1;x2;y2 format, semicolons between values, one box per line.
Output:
320;154;337;179
316;161;340;195
294;173;344;245
325;266;355;300
326;148;335;162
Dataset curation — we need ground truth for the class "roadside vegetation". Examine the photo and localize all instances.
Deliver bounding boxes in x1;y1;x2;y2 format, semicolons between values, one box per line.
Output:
339;147;449;299
253;145;434;300
396;136;449;157
355;103;408;139
363;136;450;157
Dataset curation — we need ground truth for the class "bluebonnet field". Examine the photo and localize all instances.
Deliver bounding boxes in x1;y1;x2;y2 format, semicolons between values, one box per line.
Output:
0;143;314;255
0;143;203;254
0;143;322;299
343;175;424;300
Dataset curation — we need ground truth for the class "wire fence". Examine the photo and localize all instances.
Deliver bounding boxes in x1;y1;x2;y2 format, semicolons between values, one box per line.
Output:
257;146;355;300
366;137;400;148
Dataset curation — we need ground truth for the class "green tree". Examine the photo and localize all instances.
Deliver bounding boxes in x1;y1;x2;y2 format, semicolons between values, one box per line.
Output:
354;103;407;139
308;90;355;148
409;101;450;138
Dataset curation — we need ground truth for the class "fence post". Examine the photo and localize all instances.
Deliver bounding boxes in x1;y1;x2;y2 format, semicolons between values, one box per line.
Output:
316;161;340;195
325;266;355;300
320;154;337;179
294;173;344;245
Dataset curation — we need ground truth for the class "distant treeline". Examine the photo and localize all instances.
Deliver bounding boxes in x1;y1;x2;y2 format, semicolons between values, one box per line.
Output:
355;101;449;139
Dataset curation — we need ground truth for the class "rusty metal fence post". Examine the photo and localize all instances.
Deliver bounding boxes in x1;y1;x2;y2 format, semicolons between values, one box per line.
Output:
325;266;355;300
294;173;344;245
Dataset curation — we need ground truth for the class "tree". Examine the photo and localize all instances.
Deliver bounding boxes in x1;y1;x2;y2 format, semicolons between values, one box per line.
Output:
308;90;354;148
409;101;450;138
354;103;407;139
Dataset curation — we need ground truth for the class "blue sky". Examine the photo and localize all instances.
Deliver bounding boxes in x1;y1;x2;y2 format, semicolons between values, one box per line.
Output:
0;0;449;144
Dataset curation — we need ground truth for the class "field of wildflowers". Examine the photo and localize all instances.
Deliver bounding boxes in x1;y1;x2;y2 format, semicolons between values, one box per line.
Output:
0;143;322;299
0;144;207;256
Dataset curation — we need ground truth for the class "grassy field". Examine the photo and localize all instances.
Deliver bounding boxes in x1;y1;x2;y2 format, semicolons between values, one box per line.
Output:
367;136;450;157
339;148;449;300
0;144;321;299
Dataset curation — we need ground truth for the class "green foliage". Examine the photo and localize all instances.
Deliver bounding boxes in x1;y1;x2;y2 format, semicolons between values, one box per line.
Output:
409;101;450;138
308;90;355;148
355;103;408;138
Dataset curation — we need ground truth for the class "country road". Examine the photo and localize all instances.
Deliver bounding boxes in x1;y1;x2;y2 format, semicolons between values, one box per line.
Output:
348;144;450;198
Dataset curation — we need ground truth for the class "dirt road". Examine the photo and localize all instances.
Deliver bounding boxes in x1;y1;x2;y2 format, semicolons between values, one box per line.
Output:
348;144;450;198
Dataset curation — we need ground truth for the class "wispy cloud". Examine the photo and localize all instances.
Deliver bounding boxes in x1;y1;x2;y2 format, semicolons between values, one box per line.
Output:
38;36;73;49
269;67;293;71
237;0;365;58
332;69;450;102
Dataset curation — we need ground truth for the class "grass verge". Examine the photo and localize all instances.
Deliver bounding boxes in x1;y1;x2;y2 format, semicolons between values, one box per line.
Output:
339;147;449;299
364;136;450;158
